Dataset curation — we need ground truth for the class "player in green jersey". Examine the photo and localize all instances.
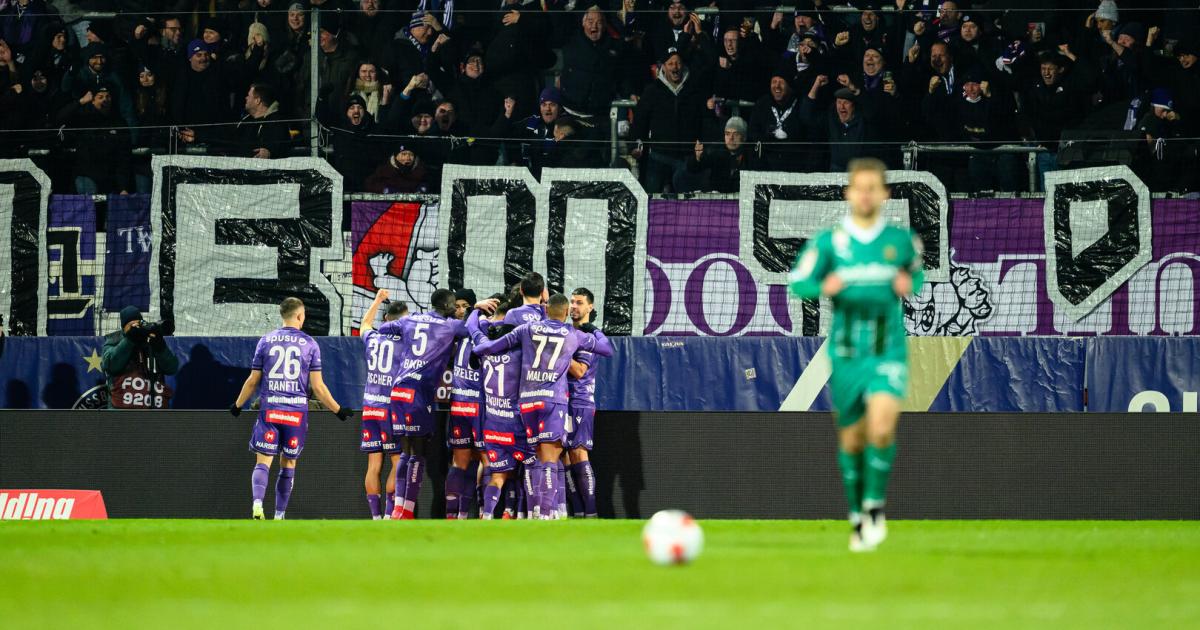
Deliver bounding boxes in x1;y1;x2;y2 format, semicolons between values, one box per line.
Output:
788;158;924;552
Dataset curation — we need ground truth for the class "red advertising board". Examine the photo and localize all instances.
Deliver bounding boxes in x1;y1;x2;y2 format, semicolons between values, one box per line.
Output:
0;490;108;520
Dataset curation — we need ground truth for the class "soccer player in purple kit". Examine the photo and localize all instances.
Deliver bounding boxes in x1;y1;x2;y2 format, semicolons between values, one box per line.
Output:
469;293;613;519
566;288;603;518
471;296;531;519
446;291;485;520
378;288;492;520
358;290;408;519
230;298;353;520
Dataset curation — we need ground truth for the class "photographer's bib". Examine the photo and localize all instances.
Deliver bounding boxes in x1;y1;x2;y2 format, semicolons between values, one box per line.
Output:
111;366;173;409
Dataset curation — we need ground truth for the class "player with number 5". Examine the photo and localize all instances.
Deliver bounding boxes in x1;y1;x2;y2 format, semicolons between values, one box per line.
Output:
376;288;497;519
230;297;354;520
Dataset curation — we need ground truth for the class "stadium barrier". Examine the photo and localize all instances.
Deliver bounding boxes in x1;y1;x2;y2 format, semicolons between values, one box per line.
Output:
3;335;1198;413
1;410;1195;520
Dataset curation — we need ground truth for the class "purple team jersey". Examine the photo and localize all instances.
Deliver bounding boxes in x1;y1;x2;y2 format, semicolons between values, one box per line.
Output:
248;326;320;458
471;317;612;406
503;303;546;326
378;311;466;436
568;348;600;407
360;328;403;410
448;336;483;448
378;311;467;398
251;326;322;418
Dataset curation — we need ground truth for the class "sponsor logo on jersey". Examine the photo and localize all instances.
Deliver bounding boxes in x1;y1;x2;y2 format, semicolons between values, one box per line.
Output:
361;406;388;421
362;392;391;406
450;402;480;416
266;410;304;426
405;413;413;425
883;245;897;261
487;450;498;462
264;430;277;443
362;430;372;441
288;436;299;448
266;394;307;406
391;387;416;402
513;451;525;462
519;401;545;412
452;426;462;437
483;430;515;445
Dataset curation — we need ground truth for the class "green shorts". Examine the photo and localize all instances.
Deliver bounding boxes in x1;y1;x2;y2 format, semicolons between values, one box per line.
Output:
829;358;908;428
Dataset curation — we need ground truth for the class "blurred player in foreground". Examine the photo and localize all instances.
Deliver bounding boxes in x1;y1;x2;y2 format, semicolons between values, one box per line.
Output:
469;293;613;519
231;298;353;520
788;158;924;551
358;292;408;519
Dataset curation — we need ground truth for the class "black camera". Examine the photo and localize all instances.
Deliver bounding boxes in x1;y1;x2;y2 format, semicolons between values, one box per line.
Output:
127;319;175;344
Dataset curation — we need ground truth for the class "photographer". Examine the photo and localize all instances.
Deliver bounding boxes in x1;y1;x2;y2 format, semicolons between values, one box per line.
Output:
101;306;179;409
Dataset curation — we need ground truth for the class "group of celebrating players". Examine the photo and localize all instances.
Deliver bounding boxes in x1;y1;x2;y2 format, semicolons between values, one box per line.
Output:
231;272;610;522
230;157;919;552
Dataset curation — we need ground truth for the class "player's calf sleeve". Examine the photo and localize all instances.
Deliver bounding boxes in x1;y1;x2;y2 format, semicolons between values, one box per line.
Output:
482;485;501;519
837;450;865;519
502;479;517;517
444;467;465;519
575;461;597;517
540;463;556;520
385;492;395;516
393;453;411;510
565;463;583;516
863;442;897;508
525;462;542;518
555;462;567;517
403;455;425;517
275;467;296;516
251;463;270;503
367;493;382;519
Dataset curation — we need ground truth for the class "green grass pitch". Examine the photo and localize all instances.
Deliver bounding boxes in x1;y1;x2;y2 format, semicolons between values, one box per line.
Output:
1;520;1197;628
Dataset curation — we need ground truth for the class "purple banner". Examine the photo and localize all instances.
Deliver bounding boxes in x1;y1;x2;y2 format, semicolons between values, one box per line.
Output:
103;193;152;315
46;195;97;336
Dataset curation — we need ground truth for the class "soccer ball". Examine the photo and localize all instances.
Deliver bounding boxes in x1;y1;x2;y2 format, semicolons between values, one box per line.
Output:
642;510;703;565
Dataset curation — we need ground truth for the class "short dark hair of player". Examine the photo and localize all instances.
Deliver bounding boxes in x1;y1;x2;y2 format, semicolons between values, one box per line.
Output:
546;293;570;318
280;297;304;319
519;272;545;299
384;301;408;320
847;157;888;182
571;287;594;304
430;288;456;316
250;82;277;107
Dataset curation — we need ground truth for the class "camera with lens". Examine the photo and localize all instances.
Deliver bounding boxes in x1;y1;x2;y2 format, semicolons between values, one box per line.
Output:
126;319;175;345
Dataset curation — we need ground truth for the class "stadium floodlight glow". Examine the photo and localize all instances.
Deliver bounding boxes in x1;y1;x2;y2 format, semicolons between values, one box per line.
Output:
642;509;704;566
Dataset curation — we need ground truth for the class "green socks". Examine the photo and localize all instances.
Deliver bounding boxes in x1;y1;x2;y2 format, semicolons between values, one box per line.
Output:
863;442;897;508
837;450;864;519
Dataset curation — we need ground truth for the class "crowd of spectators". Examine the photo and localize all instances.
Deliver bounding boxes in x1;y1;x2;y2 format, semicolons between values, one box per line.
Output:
1;0;1198;195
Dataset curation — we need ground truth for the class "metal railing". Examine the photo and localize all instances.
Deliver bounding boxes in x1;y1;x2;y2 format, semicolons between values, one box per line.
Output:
609;98;756;164
903;143;1049;193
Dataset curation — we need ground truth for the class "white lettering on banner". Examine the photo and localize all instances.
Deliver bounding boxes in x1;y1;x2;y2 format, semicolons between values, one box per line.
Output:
117;226;152;254
0;492;76;520
1128;391;1199;413
148;156;344;336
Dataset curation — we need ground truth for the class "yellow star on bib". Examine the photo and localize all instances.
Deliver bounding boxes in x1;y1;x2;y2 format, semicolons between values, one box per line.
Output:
83;349;103;373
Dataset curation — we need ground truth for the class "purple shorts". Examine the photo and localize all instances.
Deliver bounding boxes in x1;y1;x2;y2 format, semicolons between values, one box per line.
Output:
249;408;308;459
481;410;531;474
520;401;569;446
359;405;396;453
390;385;435;437
447;400;481;449
566;405;595;451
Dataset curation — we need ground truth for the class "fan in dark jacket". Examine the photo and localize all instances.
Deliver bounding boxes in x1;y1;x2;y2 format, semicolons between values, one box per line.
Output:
680;116;760;193
170;39;236;146
631;49;711;193
332;94;388;192
749;73;820;172
364;146;430;193
227;82;292;158
54;83;132;194
560;7;635;120
802;78;889;172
